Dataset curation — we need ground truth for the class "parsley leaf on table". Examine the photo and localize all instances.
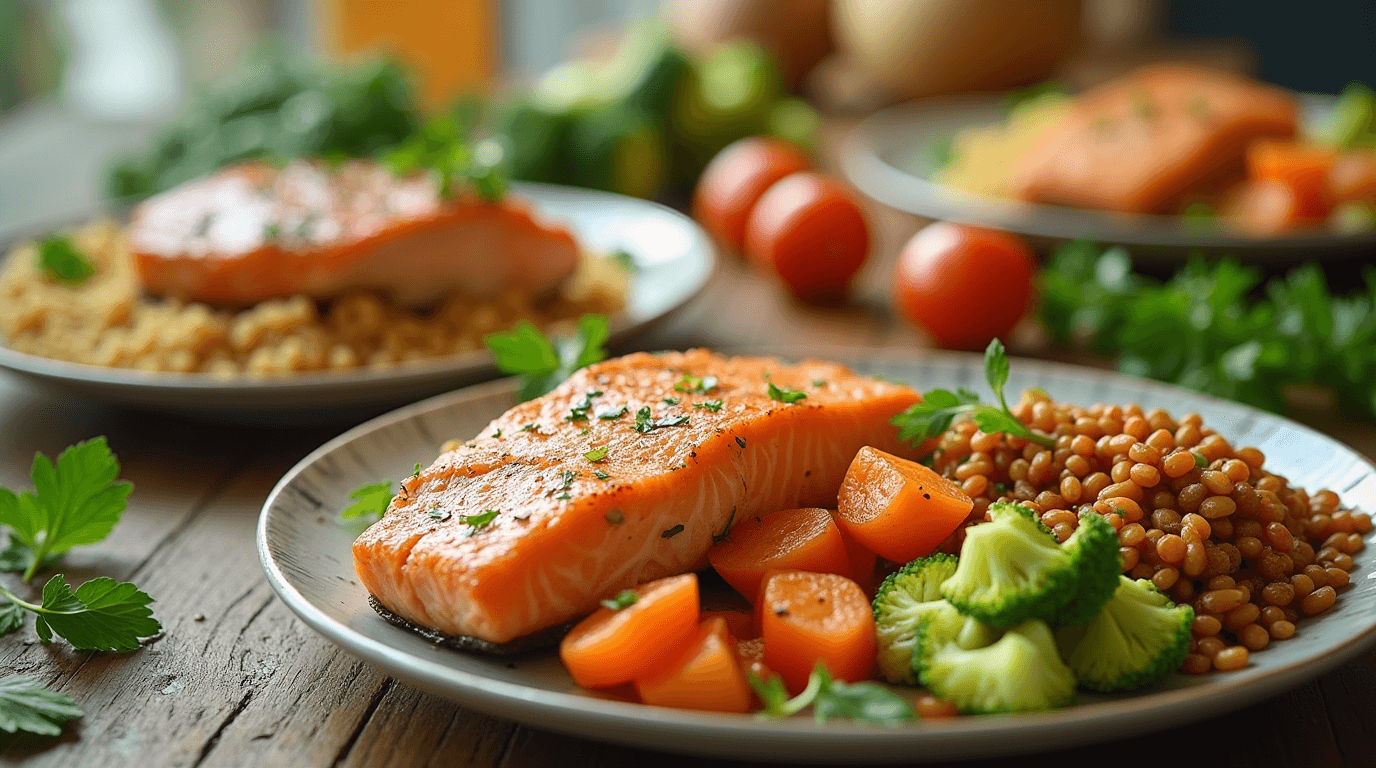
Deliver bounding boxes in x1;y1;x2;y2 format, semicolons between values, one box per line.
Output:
485;315;610;401
0;437;133;582
0;602;23;637
37;236;96;285
0;675;83;737
890;339;1054;453
0;574;161;652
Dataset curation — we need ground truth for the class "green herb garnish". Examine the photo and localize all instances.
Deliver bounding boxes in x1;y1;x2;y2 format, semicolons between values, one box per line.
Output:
1192;452;1209;468
341;481;393;522
674;375;718;395
891;339;1055;453
0;674;84;736
594;470;610;480
521;423;539;432
485;314;610;402
634;407;690;433
584;446;608;463
749;664;915;725
596;405;627;420
427;506;450;521
600;590;639;611
693;400;724;412
662;397;681;405
460;509;499;532
610;249;637;272
0;574;160;652
767;382;807;404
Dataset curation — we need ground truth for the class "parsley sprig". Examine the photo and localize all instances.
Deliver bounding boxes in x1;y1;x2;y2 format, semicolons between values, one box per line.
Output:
749;664;915;726
485;315;610;402
767;381;807;404
0;675;83;736
0;574;160;651
891;339;1054;453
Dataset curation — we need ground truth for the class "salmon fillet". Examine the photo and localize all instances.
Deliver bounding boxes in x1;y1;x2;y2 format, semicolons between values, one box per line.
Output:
352;350;921;644
128;159;580;306
1011;64;1298;214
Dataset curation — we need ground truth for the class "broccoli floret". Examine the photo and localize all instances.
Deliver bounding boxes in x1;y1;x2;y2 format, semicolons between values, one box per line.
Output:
910;599;1003;684
940;502;1077;627
922;618;1077;714
871;554;960;683
1056;576;1194;693
1053;511;1123;627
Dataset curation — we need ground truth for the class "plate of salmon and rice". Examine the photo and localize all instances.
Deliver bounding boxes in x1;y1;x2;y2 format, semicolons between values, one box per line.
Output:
258;342;1376;762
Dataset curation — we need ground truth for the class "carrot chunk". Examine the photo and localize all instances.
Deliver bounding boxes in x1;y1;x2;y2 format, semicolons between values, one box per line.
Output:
708;507;853;602
758;570;876;693
835;446;973;563
559;573;699;689
831;510;879;590
635;617;754;713
1246;140;1336;220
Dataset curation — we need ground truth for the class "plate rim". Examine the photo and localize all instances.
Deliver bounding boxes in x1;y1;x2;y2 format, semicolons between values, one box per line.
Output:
838;94;1376;254
0;182;717;399
257;347;1376;761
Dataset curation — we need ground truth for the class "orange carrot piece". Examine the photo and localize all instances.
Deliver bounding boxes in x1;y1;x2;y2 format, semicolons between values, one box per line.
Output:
559;573;700;689
1329;148;1376;202
702;609;758;641
1223;179;1312;235
635;617;754;713
1246;139;1336;219
830;510;879;590
835;447;973;563
708;507;853;602
758;570;876;693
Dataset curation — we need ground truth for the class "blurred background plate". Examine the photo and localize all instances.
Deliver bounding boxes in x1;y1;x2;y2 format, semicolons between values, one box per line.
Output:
839;93;1376;265
0;182;715;422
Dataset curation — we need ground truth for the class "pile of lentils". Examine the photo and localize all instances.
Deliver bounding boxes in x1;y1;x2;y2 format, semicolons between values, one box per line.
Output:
928;391;1369;674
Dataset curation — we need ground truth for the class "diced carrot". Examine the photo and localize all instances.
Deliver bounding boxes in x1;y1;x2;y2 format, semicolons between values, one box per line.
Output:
708;507;853;602
559;573;700;689
830;510;879;590
635;617;754;713
1328;148;1376;202
758;570;876;693
702;609;758;640
1246;139;1337;219
1222;179;1311;236
835;446;973;563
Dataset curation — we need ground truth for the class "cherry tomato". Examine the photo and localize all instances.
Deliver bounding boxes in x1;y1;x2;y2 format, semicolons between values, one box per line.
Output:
894;223;1034;350
693;137;811;253
744;172;869;302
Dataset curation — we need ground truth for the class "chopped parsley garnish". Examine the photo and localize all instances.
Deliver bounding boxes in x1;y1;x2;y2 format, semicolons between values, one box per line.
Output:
661;524;684;539
605;510;625;525
484;314;610;401
37;236;96;286
595;405;627;420
584;446;608;463
750;664;915;725
890;338;1055;454
557;470;577;490
811;379;827;387
410;462;422;479
491;429;502;439
521;423;539;432
555;493;572;500
594;470;610;480
566;390;604;421
693;400;724;412
767;381;808;404
579;427;591;436
674;375;719;394
1193;451;1209;468
427;506;451;521
600;590;639;611
662;397;681;405
459;509;499;533
610;249;637;273
633;408;690;433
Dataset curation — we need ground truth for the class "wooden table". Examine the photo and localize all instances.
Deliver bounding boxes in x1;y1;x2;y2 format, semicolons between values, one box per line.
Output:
3;116;1376;768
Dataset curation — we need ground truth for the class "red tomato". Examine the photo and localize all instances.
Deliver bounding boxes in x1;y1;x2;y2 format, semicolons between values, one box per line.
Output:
744;173;869;301
693;137;812;254
894;223;1035;350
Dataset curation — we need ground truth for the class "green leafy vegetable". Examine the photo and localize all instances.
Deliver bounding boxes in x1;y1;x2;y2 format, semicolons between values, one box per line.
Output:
600;590;639;611
485;315;610;401
891;340;1054;452
0;437;133;582
693;400;724;412
340;481;393;522
0;675;83;737
37;236;96;285
766;382;807;404
0;574;161;652
750;664;915;725
674;375;718;394
459;509;500;532
584;446;608;462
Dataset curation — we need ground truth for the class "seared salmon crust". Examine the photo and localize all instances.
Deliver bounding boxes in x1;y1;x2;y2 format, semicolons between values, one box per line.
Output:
352;350;920;644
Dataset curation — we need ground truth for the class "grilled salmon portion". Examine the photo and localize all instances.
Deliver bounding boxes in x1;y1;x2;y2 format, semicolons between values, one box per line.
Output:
1011;64;1298;214
352;350;921;644
128;159;580;306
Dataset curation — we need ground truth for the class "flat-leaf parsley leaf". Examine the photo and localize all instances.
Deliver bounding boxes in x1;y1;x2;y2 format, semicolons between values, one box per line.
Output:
485;315;609;401
767;381;807;404
600;590;638;610
0;675;83;736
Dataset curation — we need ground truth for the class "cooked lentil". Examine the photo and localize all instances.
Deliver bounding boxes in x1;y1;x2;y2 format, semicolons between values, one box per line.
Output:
928;390;1366;676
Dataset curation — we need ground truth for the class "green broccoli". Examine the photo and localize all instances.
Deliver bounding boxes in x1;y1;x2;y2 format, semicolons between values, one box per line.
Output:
871;554;960;683
910;599;1003;683
939;502;1078;627
1052;511;1123;627
1056;576;1194;693
922;618;1077;714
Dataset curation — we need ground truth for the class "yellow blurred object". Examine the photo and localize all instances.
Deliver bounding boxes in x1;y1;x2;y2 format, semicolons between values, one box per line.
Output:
936;94;1073;198
320;0;497;110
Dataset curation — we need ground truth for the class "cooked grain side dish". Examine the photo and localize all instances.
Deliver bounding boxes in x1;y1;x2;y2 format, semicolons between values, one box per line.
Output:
0;220;628;377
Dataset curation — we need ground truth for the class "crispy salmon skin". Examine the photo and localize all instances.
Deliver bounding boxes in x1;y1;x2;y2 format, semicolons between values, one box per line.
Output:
352;350;920;644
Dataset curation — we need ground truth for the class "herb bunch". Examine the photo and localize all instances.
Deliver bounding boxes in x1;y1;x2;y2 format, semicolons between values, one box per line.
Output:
1040;240;1376;419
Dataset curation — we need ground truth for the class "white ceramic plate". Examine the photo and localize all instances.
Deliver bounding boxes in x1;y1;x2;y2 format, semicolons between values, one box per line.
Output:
257;349;1376;763
0;184;715;422
839;94;1376;264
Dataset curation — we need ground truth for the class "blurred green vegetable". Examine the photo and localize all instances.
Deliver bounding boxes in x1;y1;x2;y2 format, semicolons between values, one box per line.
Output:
1039;241;1376;418
107;47;422;199
1322;82;1376;149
